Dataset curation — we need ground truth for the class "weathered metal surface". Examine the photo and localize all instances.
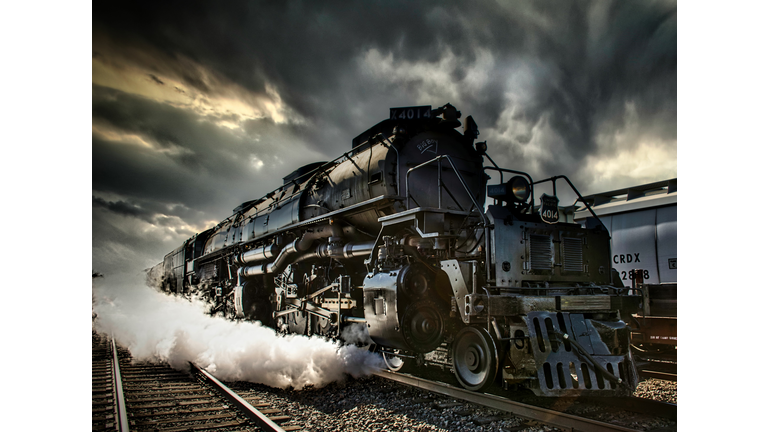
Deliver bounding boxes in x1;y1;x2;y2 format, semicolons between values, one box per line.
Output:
631;316;677;346
487;205;612;288
521;311;637;397
363;269;406;349
441;259;472;323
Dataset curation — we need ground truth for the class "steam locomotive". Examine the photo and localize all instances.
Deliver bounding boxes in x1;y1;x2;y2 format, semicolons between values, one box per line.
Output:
150;104;641;396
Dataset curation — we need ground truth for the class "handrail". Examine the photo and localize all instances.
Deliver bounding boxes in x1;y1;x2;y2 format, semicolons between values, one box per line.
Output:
381;135;401;196
404;155;492;280
533;175;609;234
405;155;486;219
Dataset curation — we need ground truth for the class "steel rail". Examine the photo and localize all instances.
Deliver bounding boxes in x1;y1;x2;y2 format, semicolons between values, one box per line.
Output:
110;337;130;432
639;370;677;382
191;363;286;432
374;370;644;432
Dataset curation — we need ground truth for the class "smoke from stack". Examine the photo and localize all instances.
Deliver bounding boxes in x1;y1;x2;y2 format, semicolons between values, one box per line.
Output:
92;272;383;389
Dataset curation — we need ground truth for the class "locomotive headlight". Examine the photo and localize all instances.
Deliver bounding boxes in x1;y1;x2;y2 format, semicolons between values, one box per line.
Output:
508;176;531;203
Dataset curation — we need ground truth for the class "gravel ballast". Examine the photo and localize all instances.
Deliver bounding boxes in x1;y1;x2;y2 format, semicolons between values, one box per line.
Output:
231;375;676;432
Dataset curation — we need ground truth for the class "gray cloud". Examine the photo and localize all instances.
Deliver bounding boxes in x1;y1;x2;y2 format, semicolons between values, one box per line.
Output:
147;74;164;85
92;0;676;276
92;196;155;223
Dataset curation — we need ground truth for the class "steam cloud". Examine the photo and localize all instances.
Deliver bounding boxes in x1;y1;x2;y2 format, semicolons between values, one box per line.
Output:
92;273;383;389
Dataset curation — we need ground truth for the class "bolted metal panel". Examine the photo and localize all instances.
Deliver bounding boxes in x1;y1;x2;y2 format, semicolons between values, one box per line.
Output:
441;259;472;323
559;295;611;311
362;270;407;350
487;204;610;287
608;209;658;285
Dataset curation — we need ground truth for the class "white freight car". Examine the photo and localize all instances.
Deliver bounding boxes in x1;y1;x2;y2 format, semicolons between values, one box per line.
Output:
570;179;677;349
571;179;677;286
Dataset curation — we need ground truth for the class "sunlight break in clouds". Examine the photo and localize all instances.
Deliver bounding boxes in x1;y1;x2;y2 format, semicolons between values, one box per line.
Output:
585;141;677;190
92;274;383;389
585;101;677;190
92;39;301;131
91;122;196;158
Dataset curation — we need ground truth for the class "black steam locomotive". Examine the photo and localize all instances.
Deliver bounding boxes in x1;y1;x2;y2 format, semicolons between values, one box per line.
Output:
150;104;641;396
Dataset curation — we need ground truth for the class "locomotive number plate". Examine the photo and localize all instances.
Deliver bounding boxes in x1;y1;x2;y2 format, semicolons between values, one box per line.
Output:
539;193;560;224
390;105;432;121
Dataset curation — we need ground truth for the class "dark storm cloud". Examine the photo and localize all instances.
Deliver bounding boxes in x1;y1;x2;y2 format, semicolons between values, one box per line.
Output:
94;0;674;159
93;84;313;179
92;196;155;223
92;0;676;275
91;83;327;243
92;203;192;272
148;74;164;85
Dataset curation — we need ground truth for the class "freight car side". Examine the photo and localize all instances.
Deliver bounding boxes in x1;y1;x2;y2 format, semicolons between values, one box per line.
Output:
571;179;677;348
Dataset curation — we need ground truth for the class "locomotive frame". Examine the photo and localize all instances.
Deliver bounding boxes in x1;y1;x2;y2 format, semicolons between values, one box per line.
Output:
150;103;642;397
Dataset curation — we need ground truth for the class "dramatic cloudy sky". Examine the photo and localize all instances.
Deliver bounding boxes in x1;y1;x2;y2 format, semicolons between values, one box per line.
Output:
92;0;677;277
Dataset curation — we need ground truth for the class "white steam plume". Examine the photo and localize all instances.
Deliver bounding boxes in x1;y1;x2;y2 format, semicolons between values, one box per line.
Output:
92;273;383;389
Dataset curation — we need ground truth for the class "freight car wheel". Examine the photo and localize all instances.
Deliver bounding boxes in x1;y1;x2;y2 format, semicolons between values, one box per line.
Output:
452;326;499;391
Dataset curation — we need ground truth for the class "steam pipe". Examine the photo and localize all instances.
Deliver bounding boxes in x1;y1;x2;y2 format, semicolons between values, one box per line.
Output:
234;244;279;266
235;225;356;276
237;227;365;278
316;241;376;259
238;263;267;278
266;239;300;274
239;241;372;277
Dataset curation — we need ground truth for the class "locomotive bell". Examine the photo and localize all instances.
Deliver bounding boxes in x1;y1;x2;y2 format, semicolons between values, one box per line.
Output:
474;141;488;154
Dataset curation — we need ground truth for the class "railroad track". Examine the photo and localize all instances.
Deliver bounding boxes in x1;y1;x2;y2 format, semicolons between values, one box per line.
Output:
92;332;129;431
374;369;676;432
95;332;674;431
637;361;677;382
91;332;303;432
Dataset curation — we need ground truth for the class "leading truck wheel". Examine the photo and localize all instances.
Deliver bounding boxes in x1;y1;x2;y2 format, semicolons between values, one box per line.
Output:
452;326;499;391
382;351;411;372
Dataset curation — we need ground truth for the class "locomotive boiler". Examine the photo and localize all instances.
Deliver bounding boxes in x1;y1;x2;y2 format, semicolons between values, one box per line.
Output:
151;104;641;396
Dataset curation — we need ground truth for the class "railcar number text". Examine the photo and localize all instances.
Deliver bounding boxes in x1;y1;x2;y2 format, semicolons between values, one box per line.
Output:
390;106;432;121
620;269;650;281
